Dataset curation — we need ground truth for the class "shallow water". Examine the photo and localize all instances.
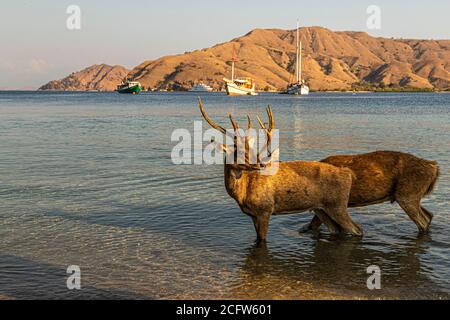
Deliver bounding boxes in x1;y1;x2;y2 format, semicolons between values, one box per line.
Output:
0;91;449;299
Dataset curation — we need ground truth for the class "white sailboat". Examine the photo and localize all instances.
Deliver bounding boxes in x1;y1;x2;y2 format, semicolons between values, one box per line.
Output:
189;83;213;92
223;49;257;96
283;21;309;95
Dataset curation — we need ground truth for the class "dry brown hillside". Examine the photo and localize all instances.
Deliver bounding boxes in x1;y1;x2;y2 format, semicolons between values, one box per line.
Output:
40;27;450;91
39;64;129;91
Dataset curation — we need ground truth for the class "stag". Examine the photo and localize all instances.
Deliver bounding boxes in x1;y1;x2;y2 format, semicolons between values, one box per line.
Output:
300;151;440;234
198;97;362;242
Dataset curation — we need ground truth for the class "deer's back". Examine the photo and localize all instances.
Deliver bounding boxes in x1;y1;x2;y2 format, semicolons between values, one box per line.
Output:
321;151;437;206
244;161;353;214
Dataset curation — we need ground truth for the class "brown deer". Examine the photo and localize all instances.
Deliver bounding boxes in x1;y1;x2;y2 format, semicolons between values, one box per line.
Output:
198;97;363;242
301;151;440;234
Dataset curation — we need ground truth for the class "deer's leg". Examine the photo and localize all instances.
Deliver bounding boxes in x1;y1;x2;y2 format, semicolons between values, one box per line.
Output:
313;209;341;235
395;175;434;233
251;212;271;242
397;199;432;233
299;214;323;233
325;206;363;237
421;206;434;223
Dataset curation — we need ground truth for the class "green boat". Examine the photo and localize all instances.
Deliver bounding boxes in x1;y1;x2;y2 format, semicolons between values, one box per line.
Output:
117;79;142;94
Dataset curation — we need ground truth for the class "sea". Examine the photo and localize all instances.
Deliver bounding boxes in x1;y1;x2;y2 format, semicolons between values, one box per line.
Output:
0;91;449;299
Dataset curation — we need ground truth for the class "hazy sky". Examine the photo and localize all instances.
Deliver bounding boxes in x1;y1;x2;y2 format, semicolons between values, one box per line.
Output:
1;0;449;89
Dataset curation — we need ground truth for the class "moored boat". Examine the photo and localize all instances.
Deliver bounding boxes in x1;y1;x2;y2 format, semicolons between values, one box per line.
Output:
117;79;142;94
189;83;213;92
224;49;257;96
223;77;257;96
284;81;310;95
281;21;309;95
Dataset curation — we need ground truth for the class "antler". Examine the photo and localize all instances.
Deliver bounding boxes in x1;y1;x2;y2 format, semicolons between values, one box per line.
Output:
198;97;229;136
198;97;277;170
242;106;276;169
247;115;252;129
256;106;275;165
228;114;240;139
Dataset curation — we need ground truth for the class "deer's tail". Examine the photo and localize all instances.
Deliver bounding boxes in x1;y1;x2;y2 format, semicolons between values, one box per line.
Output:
425;161;440;196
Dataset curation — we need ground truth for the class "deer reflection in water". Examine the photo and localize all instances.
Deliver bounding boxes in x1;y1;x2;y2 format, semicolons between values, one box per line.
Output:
231;233;448;300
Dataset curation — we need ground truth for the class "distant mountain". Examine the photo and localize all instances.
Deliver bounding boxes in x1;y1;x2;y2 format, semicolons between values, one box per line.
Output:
39;64;129;91
40;27;450;91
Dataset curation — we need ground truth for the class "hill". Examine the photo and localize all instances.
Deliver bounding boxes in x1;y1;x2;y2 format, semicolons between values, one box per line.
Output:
39;64;129;91
39;27;450;91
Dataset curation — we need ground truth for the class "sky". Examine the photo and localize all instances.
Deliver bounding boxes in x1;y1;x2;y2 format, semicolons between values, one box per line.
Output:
0;0;449;89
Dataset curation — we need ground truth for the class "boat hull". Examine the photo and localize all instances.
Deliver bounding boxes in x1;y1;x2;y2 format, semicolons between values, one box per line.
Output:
224;79;257;96
189;89;213;92
282;83;310;95
117;84;142;94
189;84;213;92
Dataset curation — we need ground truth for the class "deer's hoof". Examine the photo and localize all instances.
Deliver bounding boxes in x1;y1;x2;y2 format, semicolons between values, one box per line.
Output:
352;224;364;237
299;223;313;234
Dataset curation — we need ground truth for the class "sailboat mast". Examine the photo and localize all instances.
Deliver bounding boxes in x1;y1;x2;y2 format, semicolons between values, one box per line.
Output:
299;40;302;84
232;60;235;82
296;21;299;84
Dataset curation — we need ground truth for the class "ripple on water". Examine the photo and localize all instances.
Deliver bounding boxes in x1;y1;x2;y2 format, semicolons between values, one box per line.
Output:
0;92;449;299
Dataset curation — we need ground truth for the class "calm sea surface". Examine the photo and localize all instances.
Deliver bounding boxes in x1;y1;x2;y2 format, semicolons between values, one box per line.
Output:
0;91;449;299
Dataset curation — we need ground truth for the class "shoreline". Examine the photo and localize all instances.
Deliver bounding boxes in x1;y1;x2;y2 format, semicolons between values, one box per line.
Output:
2;89;449;94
